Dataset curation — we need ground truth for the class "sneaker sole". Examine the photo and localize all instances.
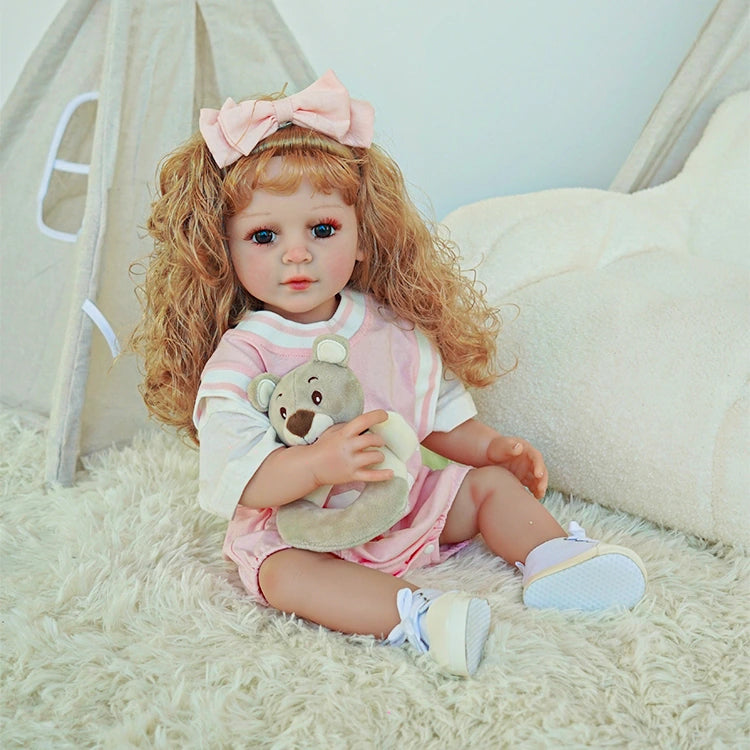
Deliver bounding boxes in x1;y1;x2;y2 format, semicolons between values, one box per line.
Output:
464;598;492;676
426;595;491;677
523;545;647;611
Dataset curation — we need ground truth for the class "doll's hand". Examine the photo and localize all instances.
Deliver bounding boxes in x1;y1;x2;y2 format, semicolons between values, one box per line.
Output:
310;410;394;487
487;436;548;499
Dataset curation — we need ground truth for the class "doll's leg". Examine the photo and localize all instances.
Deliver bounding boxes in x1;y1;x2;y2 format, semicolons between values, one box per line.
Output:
440;465;566;563
259;548;411;637
258;549;490;676
442;467;646;610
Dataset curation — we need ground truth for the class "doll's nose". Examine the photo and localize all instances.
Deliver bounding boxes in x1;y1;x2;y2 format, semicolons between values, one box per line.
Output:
283;242;312;264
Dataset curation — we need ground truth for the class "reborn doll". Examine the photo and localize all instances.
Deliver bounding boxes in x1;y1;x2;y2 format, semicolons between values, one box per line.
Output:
132;70;647;677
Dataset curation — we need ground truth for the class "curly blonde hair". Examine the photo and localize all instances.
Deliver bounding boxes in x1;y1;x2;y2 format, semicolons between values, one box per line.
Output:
131;124;503;443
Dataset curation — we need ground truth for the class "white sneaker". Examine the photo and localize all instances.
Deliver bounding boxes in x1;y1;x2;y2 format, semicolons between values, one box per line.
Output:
386;588;491;677
518;522;647;611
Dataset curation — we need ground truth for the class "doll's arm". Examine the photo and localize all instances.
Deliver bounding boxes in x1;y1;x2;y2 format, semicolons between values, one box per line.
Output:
239;410;394;510
422;418;548;499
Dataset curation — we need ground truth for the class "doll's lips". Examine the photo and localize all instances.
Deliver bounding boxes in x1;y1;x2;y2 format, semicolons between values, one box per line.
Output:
284;277;314;290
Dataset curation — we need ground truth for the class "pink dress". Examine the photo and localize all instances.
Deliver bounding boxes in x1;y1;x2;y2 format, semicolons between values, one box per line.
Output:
195;289;476;605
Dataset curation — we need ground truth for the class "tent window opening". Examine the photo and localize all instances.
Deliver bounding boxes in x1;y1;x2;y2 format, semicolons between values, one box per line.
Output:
37;92;99;242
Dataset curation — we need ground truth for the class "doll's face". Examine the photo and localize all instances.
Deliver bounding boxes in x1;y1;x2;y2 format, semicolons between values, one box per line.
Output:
226;158;362;324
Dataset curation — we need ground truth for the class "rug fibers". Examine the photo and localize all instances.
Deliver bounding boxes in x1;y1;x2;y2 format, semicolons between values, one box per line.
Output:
1;409;748;749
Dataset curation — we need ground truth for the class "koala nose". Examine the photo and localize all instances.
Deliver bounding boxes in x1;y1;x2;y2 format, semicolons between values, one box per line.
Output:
286;409;315;438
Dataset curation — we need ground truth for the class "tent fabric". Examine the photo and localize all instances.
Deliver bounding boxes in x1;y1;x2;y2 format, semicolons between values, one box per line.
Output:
610;0;750;192
0;0;315;484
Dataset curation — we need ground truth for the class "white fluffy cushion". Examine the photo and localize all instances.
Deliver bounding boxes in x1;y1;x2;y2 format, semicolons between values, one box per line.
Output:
443;91;749;546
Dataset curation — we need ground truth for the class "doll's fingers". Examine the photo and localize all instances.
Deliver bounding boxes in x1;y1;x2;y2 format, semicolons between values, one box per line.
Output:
521;461;547;498
357;448;386;466
351;409;389;433
353;432;386;451
509;439;546;475
357;467;395;483
529;449;547;479
504;437;525;454
487;436;522;462
531;469;548;499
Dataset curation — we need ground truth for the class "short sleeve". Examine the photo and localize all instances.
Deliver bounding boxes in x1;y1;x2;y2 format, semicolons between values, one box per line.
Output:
432;372;477;433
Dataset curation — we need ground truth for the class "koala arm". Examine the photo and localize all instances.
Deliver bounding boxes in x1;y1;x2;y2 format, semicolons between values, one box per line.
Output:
368;411;419;462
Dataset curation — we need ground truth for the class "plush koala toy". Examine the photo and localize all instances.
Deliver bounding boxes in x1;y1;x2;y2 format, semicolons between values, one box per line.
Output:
247;334;418;552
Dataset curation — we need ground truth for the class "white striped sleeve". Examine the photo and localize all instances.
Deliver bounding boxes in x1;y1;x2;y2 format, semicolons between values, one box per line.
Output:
432;372;477;433
412;328;476;435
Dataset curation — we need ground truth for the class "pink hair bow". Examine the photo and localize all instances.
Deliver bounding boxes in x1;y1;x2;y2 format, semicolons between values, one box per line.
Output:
199;69;374;167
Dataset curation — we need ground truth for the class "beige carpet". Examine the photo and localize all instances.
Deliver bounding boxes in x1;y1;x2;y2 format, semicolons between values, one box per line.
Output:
2;408;748;749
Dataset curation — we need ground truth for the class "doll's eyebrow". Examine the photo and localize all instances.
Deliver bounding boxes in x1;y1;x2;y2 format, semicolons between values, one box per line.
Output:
307;377;318;383
241;203;342;218
312;203;345;211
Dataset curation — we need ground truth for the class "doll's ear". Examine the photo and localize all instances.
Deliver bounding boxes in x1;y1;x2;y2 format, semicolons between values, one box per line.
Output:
311;334;350;366
247;374;280;412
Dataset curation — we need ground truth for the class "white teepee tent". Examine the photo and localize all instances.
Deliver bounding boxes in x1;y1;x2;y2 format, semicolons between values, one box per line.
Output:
0;0;314;483
610;0;749;191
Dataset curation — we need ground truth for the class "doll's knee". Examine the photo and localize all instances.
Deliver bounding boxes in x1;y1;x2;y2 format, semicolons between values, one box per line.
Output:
258;547;325;605
466;465;520;504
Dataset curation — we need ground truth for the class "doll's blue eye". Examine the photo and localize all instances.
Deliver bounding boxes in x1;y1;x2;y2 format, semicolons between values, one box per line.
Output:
252;229;276;244
311;223;335;239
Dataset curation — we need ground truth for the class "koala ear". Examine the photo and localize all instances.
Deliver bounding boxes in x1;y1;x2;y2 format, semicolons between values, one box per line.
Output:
247;373;280;412
312;334;349;367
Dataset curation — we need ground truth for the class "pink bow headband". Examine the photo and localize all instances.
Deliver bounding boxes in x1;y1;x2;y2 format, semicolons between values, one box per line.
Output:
199;70;374;168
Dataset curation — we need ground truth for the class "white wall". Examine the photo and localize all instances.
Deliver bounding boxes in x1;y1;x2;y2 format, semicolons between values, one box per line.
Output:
274;0;718;216
0;0;68;104
2;0;718;218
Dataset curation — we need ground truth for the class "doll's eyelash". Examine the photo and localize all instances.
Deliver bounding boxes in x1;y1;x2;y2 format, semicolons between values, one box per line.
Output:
245;226;277;244
243;218;342;244
310;219;342;240
314;218;342;231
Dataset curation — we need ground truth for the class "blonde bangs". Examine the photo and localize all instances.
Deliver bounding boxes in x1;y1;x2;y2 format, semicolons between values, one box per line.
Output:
223;126;362;213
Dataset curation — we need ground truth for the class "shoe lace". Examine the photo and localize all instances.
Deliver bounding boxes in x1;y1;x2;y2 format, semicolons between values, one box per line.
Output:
385;588;439;653
567;521;594;542
515;522;594;574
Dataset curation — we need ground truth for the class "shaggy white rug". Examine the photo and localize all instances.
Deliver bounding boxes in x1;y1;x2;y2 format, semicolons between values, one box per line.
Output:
2;408;748;749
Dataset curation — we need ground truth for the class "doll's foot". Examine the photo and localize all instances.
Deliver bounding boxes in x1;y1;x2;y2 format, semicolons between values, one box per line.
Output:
386;588;491;677
518;522;647;611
